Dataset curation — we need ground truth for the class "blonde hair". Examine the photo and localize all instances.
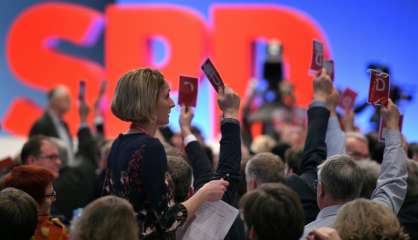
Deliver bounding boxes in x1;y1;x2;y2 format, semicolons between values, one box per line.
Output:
335;199;409;240
111;68;166;124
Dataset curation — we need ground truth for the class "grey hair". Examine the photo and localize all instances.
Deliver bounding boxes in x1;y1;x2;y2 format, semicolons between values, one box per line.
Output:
71;196;139;240
318;154;363;201
406;159;418;197
245;152;285;185
356;160;381;198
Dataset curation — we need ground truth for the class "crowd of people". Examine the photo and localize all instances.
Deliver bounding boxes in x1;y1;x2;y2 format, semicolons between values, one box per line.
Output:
0;65;417;240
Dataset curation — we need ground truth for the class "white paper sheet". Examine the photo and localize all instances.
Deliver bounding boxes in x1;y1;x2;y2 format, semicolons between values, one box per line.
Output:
182;200;239;240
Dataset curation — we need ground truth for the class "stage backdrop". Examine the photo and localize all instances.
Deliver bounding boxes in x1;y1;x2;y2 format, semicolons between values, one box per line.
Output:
0;0;417;141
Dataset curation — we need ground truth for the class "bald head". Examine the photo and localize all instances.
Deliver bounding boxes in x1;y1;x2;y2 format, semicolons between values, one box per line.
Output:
48;85;71;116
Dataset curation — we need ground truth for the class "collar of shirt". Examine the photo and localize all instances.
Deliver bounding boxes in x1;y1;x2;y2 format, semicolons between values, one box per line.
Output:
316;204;343;220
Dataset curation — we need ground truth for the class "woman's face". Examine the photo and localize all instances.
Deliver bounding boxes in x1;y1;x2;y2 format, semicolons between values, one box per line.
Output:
155;85;175;125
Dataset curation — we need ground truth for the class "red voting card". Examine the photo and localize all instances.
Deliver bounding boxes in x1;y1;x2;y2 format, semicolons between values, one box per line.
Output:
368;70;390;106
378;114;403;142
178;76;198;107
201;58;225;93
310;40;324;71
323;60;335;81
339;88;358;110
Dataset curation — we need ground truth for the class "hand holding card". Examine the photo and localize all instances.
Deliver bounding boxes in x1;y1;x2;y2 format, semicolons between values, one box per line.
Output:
368;69;390;106
339;88;358;110
178;76;198;107
310;40;324;71
201;58;225;93
378;99;403;141
323;60;335;81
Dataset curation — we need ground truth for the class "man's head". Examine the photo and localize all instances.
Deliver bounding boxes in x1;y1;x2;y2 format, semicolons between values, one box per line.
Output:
345;132;370;161
167;155;193;202
48;85;71;116
317;154;363;209
21;135;62;177
406;159;418;198
0;187;38;240
240;183;304;240
356;160;380;198
245;152;285;191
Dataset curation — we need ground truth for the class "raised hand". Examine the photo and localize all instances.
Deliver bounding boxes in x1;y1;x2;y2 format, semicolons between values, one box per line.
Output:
198;179;229;202
313;68;333;102
381;99;400;130
217;86;240;119
179;106;194;137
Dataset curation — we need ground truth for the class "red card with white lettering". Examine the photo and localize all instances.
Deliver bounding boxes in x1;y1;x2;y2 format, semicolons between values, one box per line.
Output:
378;114;403;142
323;60;335;81
201;58;225;93
178;76;198;107
310;40;324;71
368;69;390;106
339;88;358;110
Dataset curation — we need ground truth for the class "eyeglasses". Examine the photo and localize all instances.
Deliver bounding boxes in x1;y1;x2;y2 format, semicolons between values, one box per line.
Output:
45;190;57;200
38;154;60;162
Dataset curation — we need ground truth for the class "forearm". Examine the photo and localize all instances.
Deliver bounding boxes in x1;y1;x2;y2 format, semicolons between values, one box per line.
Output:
185;140;213;190
217;118;241;204
299;102;330;176
371;129;407;213
325;115;346;157
181;187;209;222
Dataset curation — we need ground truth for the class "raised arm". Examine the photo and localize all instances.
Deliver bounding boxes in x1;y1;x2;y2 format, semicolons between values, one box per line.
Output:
215;86;241;205
325;89;346;157
371;100;407;213
180;107;213;190
298;69;332;186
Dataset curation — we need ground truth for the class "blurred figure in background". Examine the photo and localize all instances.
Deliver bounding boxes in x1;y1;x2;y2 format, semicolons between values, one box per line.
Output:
29;85;73;151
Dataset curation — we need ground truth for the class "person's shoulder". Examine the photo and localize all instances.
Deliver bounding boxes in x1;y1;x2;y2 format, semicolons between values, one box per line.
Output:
142;136;165;152
36;217;68;239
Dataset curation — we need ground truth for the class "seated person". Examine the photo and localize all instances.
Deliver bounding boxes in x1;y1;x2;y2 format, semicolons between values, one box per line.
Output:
0;187;38;240
3;165;69;240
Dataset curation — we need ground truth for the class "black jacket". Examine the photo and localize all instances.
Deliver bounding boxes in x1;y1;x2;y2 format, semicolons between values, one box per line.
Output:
286;105;330;224
185;118;245;240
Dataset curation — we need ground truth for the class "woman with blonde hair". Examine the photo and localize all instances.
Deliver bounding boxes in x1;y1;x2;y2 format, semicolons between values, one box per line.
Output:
102;68;232;239
335;199;409;240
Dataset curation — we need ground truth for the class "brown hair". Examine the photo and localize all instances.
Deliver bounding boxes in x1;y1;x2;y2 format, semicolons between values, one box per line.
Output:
3;165;55;204
111;68;167;124
335;199;409;240
240;183;304;240
245;152;285;184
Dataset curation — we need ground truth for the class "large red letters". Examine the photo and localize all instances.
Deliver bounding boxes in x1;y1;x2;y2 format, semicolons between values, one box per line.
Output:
5;3;329;138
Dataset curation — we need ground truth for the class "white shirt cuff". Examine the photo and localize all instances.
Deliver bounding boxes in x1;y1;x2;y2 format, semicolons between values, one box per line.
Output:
184;134;198;146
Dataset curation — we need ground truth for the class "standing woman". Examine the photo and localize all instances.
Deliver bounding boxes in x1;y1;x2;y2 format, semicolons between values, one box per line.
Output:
103;68;228;239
